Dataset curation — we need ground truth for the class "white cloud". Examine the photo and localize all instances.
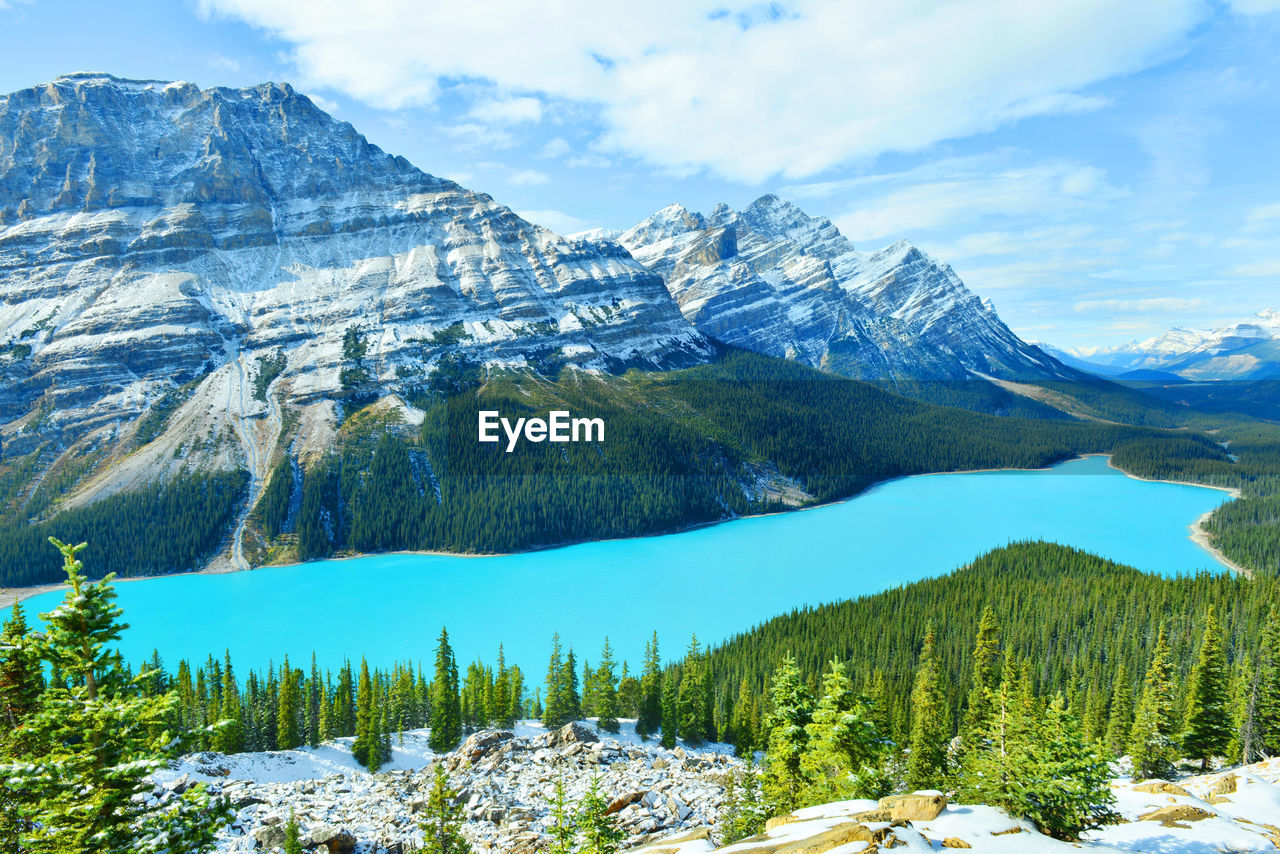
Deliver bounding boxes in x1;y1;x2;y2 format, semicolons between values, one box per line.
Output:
469;96;544;124
507;169;551;187
1074;297;1204;312
1229;258;1280;277
816;156;1128;242
517;209;594;234
197;0;1212;182
538;138;571;158
566;153;612;169
445;123;517;150
1246;201;1280;223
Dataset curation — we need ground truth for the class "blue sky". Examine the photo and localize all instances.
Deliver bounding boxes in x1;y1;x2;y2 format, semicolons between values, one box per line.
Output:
1;0;1278;348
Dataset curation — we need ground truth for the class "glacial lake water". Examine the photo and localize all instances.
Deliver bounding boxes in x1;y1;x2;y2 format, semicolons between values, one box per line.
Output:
23;455;1235;676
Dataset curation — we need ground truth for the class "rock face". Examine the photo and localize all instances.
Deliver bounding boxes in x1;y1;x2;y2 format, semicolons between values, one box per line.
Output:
0;72;711;469
614;196;1074;383
162;724;740;854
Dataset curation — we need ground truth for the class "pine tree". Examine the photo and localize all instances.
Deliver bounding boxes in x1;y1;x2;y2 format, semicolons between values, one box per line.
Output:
547;775;577;854
353;658;376;768
1104;664;1133;756
418;765;470;854
283;813;303;854
1;538;228;854
334;661;355;737
0;603;42;735
215;653;244;754
277;656;301;750
306;654;322;747
543;633;571;729
1128;625;1177;780
1182;610;1232;770
596;638;620;734
577;775;624;854
761;654;814;813
678;636;707;744
429;628;462;753
717;759;766;844
637;633;662;739
494;645;514;728
958;686;1116;841
962;605;1002;745
1257;608;1280;755
660;669;678;749
801;658;886;801
905;623;949;790
564;648;581;722
727;678;759;755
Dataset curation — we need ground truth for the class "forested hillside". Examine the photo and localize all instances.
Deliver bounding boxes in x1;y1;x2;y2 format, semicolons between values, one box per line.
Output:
0;350;1261;587
699;541;1279;754
281;352;1217;563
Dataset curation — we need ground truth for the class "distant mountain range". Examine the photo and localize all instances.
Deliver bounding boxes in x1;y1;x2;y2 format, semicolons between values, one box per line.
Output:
1051;309;1280;381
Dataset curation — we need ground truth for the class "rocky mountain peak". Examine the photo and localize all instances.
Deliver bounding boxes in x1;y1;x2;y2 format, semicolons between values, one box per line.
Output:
621;197;1071;383
0;74;711;533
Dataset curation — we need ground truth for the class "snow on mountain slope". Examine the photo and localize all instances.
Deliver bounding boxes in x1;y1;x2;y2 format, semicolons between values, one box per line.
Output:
0;73;712;519
1066;309;1280;380
615;195;1074;382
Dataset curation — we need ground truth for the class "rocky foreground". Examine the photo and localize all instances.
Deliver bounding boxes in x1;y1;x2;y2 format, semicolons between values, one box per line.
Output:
150;721;1280;854
154;720;740;853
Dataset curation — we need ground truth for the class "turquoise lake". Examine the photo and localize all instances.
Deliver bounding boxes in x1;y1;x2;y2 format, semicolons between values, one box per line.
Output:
23;455;1235;676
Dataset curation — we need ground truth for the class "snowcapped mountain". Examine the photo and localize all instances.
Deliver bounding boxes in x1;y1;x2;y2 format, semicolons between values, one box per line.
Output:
0;74;711;497
611;196;1074;382
1064;310;1280;380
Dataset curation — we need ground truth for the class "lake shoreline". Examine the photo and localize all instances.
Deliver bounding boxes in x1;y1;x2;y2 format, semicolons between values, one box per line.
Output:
0;452;1245;608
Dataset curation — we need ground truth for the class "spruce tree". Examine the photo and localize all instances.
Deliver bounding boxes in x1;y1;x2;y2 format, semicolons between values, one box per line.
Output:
1104;664;1133;756
353;658;375;767
283;813;303;854
0;603;41;735
596;638;620;734
564;648;581;722
801;658;886;801
494;645;514;728
1182;610;1232;770
678;636;707;744
277;656;301;750
1257;607;1280;755
215;653;244;754
577;775;624;854
1128;625;1177;780
660;669;678;749
543;633;571;729
761;653;814;813
547;775;577;854
637;633;662;739
1;538;228;854
962;605;1002;745
429;628;462;752
418;765;470;854
905;623;948;790
958;686;1116;840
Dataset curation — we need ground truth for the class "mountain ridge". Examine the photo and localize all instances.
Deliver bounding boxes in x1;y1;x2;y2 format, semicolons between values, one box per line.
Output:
610;194;1076;384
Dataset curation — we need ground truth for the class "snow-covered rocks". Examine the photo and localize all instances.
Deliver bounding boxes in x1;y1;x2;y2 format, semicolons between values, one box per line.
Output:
153;720;741;854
